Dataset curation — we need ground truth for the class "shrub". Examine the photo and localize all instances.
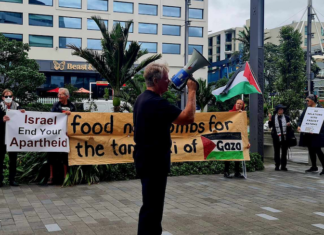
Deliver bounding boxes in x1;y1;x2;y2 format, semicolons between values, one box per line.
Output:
15;152;264;186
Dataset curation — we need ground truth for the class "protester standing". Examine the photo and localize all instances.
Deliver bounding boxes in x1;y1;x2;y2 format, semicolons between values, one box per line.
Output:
48;88;76;184
268;104;292;171
0;89;25;186
133;63;197;235
298;94;324;175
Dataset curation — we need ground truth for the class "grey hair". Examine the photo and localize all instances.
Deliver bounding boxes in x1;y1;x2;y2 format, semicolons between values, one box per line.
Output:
144;63;169;87
59;88;70;97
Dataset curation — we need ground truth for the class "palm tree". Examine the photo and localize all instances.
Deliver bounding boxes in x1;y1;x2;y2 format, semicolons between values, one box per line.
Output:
196;78;215;112
68;16;162;112
234;26;271;62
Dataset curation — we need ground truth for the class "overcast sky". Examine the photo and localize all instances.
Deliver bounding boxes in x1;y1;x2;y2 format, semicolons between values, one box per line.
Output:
208;0;324;33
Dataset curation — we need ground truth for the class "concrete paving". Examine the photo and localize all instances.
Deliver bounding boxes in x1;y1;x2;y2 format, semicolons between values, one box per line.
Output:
0;160;323;234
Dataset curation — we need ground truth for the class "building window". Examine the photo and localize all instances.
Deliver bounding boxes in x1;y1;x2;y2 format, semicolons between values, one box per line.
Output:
209;58;212;63
59;16;82;29
113;21;133;33
139;42;157;53
163;6;181;18
0;11;23;25
217;47;220;53
226;54;231;59
29;0;52;6
189;8;203;19
189;27;203;37
217;36;220;44
162;43;180;54
29;35;53;47
71;77;96;90
88;0;108;11
226;33;232;42
87;19;108;30
305;26;308;35
2;33;23;41
59;37;81;48
113;1;133;13
217;56;220;61
225;45;232;51
126;41;131;50
322;27;324;36
138;23;157;34
0;0;22;3
208;49;212;55
29;14;53;27
304;37;307;46
189;45;203;55
87;39;102;50
162;25;180;36
59;0;81;9
139;4;157;16
51;76;64;87
208;38;212;46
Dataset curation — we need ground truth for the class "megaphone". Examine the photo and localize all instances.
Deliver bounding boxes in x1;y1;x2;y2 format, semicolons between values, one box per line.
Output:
171;49;211;91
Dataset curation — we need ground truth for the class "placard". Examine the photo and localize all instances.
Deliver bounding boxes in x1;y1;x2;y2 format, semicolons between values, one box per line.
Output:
300;107;324;134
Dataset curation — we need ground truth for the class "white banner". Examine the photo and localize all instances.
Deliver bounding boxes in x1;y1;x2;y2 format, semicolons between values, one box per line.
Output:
5;110;69;152
300;107;324;134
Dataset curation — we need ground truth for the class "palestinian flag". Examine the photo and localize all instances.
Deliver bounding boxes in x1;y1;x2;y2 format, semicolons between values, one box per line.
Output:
212;62;262;102
201;132;244;160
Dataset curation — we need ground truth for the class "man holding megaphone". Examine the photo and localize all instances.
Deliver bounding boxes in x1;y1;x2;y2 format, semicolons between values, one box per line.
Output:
133;63;198;235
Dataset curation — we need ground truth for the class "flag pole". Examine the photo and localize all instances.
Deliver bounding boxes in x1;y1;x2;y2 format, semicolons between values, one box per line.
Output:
241;93;247;179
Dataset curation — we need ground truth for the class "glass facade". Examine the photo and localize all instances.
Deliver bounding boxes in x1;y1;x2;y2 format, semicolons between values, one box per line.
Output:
87;39;102;50
0;0;22;3
59;37;81;48
29;0;52;6
139;4;157;16
2;33;23;41
113;21;133;33
87;19;108;30
162;43;180;54
50;76;64;87
0;11;23;25
29;35;53;48
71;77;96;90
59;0;81;9
189;8;203;19
87;0;108;11
113;1;133;13
139;42;157;53
189;45;203;55
208;49;212;55
163;6;181;18
189;27;203;37
162;25;180;36
208;38;212;46
59;16;82;29
29;14;53;27
138;23;157;34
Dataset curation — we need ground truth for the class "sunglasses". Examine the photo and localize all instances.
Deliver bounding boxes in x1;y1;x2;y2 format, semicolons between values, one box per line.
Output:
3;96;12;98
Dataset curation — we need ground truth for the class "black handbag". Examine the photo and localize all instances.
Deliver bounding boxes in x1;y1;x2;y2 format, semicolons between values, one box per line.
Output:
287;129;297;147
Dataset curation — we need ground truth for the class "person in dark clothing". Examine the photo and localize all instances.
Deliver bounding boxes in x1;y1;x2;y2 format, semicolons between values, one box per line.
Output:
0;89;25;186
298;94;324;175
224;99;250;178
133;63;197;235
268;104;292;171
48;88;76;185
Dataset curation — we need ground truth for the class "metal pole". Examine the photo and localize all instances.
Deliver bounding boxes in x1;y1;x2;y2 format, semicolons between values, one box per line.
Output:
249;0;265;159
307;0;312;95
181;0;191;109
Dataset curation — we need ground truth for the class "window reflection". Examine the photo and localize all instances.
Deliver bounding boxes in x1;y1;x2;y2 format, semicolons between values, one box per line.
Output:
87;0;108;11
29;0;52;6
113;1;133;13
87;19;108;30
163;6;181;18
189;8;203;19
162;25;180;36
189;45;203;55
139;42;157;53
138;23;157;34
139;4;157;16
59;0;81;9
189;27;203;37
162;43;180;54
59;37;81;48
0;11;23;25
113;21;133;33
59;16;82;29
87;39;102;50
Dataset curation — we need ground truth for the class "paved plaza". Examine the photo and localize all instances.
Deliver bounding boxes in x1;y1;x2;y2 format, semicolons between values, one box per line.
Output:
0;160;324;235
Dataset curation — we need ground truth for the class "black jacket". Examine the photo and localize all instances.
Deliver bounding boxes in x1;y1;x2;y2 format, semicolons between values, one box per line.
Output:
298;104;324;148
51;100;77;113
269;114;293;143
0;101;22;145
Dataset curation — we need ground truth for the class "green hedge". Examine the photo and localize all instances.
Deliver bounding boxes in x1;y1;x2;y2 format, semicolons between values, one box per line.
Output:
6;152;264;186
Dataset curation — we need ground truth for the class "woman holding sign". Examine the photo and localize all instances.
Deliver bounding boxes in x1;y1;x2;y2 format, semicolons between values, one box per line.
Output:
0;89;25;186
298;94;324;175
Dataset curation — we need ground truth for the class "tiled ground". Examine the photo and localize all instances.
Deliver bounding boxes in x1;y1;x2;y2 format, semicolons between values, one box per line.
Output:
0;160;324;235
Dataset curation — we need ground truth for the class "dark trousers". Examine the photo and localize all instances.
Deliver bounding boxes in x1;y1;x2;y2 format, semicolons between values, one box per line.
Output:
308;147;324;168
0;145;17;183
138;175;168;235
224;161;240;174
273;141;288;168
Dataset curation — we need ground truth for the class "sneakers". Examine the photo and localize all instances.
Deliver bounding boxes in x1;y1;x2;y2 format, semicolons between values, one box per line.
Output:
234;173;245;179
305;167;318;173
223;172;232;178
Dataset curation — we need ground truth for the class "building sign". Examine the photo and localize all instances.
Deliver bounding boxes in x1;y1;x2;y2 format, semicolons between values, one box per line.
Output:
52;61;95;71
